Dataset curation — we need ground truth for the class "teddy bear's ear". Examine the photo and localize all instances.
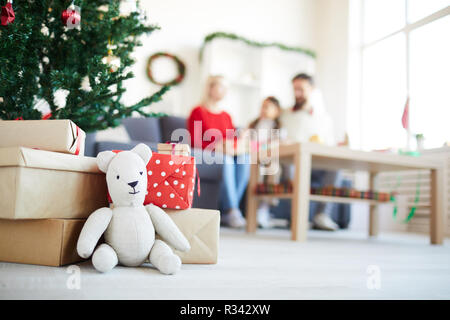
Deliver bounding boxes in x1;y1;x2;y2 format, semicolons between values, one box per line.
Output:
131;143;152;164
97;151;116;173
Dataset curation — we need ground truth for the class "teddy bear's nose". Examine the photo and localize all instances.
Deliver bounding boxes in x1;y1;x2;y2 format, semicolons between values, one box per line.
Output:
128;181;138;188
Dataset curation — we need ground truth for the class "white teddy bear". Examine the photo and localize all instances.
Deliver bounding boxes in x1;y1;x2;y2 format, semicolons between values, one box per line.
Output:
77;143;191;274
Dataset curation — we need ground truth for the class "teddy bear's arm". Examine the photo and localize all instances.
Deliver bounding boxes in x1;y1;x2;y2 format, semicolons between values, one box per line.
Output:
145;204;191;252
77;207;113;259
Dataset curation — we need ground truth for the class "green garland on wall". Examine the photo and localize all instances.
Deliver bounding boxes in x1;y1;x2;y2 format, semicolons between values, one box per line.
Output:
199;32;317;61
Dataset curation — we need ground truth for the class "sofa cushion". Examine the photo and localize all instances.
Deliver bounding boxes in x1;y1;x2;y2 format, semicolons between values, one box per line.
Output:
160;115;188;143
122;117;162;143
196;162;223;182
192;180;221;210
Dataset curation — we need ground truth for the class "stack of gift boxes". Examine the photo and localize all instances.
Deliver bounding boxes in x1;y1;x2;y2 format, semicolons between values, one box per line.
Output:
0;120;219;267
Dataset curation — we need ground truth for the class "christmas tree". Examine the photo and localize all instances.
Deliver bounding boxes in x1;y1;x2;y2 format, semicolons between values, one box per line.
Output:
0;0;168;132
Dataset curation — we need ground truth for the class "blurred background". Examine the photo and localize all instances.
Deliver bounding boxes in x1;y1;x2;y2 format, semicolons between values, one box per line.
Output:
96;0;449;235
118;0;449;151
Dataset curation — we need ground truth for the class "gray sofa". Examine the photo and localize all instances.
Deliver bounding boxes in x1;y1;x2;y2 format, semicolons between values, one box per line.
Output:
86;116;223;210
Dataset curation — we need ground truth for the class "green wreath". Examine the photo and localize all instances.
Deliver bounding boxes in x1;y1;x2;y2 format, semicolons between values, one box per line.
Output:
147;52;186;86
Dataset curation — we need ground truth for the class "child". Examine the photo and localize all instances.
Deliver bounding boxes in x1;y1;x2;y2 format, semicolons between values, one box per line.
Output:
248;96;282;228
248;96;281;138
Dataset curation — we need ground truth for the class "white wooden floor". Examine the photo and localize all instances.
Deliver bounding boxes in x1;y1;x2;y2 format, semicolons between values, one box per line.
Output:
1;228;450;300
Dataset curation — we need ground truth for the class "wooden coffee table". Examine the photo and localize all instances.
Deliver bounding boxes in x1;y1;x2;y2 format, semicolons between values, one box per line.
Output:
246;142;447;244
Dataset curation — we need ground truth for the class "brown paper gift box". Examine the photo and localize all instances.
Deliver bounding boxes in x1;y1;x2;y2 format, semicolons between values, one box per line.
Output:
0;120;85;155
0;147;108;219
162;208;220;264
0;218;85;266
157;143;191;156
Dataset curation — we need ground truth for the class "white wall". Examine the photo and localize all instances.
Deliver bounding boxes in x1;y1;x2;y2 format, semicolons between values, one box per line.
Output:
313;0;350;143
122;0;317;117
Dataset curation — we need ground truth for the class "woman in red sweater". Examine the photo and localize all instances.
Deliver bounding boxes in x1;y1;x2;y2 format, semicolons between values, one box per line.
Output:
187;75;249;228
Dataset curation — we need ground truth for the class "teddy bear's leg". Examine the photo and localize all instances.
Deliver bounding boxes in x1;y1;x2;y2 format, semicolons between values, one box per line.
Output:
92;243;118;273
149;240;182;275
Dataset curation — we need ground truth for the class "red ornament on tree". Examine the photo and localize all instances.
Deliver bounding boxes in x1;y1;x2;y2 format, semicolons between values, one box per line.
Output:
1;0;15;26
61;4;81;28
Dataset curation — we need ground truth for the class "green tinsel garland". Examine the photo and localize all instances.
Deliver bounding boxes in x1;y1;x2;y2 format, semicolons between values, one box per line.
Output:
199;32;317;61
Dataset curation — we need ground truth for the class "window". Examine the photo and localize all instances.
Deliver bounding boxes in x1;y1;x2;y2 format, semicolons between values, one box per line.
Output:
360;1;450;150
361;34;407;150
363;0;405;43
409;15;450;148
407;0;449;22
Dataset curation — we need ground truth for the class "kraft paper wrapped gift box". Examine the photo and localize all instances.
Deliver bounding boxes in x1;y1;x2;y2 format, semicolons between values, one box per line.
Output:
0;119;86;155
0;147;108;219
163;208;220;264
157;143;191;156
0;218;85;266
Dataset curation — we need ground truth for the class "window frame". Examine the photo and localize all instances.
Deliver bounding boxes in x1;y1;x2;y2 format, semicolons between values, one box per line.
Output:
359;1;450;150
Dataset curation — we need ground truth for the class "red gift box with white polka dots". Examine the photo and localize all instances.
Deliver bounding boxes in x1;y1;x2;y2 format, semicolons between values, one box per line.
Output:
144;153;197;210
